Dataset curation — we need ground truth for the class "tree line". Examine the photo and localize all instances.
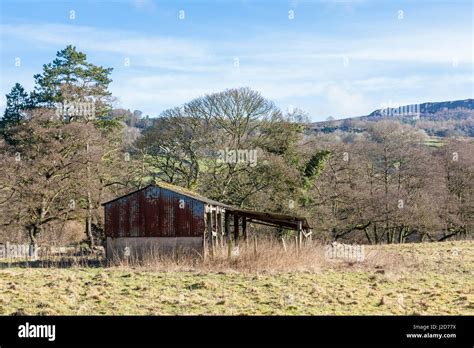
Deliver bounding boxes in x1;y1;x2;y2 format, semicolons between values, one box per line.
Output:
0;46;472;246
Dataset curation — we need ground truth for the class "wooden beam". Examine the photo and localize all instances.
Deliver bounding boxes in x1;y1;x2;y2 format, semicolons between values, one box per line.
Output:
240;216;301;230
247;219;296;230
242;217;247;241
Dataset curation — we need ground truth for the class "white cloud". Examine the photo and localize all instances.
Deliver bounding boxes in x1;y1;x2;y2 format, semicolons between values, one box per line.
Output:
130;0;157;11
1;21;472;119
325;84;372;116
0;24;208;70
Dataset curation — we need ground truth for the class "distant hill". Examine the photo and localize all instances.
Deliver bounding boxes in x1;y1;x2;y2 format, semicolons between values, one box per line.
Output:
365;98;474;120
308;98;474;138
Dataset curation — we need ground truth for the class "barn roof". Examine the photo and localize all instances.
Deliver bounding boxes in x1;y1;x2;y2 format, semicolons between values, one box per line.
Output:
101;182;231;208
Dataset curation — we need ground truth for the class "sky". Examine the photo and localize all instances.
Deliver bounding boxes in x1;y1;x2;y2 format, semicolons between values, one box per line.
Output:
0;0;473;121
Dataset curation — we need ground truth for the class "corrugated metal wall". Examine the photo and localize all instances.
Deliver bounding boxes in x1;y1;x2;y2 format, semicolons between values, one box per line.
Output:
104;186;205;237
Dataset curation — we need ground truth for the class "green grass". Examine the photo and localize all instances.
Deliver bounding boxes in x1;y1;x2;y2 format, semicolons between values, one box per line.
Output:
0;241;472;315
424;137;444;148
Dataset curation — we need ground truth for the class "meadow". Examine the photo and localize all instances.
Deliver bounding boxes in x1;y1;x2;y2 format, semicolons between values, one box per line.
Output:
0;240;472;315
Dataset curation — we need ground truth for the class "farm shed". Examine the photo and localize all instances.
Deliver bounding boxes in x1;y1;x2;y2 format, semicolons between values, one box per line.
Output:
102;183;311;259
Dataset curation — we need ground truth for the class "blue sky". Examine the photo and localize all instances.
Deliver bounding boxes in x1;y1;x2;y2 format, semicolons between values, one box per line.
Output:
0;0;472;121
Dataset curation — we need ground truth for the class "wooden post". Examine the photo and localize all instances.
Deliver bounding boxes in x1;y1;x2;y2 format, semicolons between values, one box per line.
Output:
213;209;217;248
234;214;239;243
242;217;247;242
225;211;231;242
253;235;258;255
225;210;231;259
298;221;303;250
202;228;207;261
216;209;222;250
206;208;213;257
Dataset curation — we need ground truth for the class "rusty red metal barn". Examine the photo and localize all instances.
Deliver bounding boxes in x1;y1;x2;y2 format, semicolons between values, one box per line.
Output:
102;182;312;259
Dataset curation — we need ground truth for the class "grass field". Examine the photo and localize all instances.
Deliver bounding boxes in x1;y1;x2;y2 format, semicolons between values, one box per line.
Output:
424;136;444;148
0;240;472;315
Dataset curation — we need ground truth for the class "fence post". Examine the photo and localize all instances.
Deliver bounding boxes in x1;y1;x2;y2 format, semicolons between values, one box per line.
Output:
29;244;37;261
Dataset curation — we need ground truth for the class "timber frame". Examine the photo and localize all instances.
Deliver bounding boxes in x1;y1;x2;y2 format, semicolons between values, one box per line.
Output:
203;204;312;258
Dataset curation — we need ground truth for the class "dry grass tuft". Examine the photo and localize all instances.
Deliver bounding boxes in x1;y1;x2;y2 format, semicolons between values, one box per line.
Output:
109;239;330;273
105;238;420;276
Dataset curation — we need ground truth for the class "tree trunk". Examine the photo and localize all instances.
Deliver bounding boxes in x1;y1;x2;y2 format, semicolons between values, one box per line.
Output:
85;140;95;248
364;226;373;244
86;191;94;248
28;226;36;245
